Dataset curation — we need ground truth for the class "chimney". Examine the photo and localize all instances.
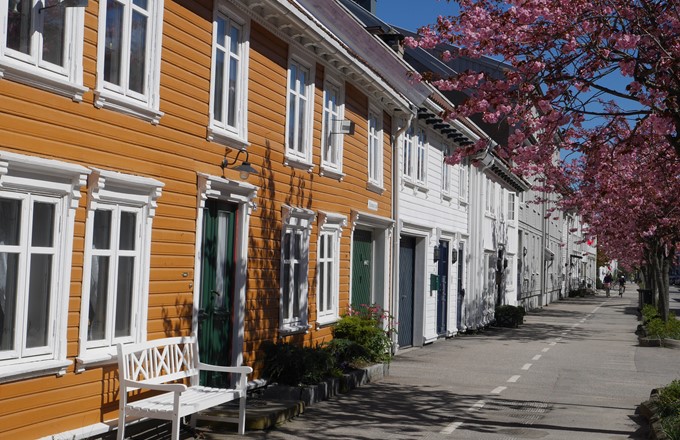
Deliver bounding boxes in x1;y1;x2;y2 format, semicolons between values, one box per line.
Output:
352;0;377;14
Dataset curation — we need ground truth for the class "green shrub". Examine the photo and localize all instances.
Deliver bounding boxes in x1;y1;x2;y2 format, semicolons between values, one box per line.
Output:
645;313;680;340
331;304;395;366
642;304;660;324
494;305;526;328
262;341;336;386
657;380;680;439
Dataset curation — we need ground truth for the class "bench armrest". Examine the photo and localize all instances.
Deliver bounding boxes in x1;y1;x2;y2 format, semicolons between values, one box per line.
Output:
197;363;253;375
122;379;188;393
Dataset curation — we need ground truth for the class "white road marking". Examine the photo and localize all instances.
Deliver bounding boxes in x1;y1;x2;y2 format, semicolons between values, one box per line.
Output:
441;421;463;434
491;386;507;394
532;355;542;361
522;363;532;370
549;341;557;346
542;347;550;352
508;375;521;383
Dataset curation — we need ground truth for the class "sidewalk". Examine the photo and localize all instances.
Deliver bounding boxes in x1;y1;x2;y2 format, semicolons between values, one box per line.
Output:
97;289;680;439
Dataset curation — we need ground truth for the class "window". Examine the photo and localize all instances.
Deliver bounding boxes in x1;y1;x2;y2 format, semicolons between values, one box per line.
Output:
402;124;414;180
95;0;164;124
441;147;451;196
506;256;514;286
508;192;516;221
77;169;163;367
459;164;468;204
208;6;249;146
0;151;88;380
316;212;346;325
367;105;383;190
485;179;496;216
280;206;314;333
415;127;427;185
285;53;314;168
320;76;345;176
1;0;86;99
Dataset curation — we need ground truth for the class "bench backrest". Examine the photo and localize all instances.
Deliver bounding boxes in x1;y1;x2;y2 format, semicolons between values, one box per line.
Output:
117;336;199;391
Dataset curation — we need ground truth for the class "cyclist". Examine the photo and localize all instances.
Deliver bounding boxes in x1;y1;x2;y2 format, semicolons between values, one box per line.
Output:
618;275;626;297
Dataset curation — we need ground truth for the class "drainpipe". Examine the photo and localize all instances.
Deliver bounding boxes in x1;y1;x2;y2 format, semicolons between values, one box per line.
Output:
539;189;547;306
391;110;414;354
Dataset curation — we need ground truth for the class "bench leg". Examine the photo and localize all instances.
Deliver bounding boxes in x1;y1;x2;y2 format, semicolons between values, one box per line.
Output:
117;411;126;440
171;417;181;440
238;394;247;435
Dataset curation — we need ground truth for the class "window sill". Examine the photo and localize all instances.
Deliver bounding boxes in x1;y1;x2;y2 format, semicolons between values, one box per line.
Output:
207;125;249;149
367;181;385;194
442;193;453;202
284;155;315;173
316;316;339;328
94;89;164;125
0;60;87;102
75;348;117;373
319;166;345;181
0;359;71;384
279;324;311;336
459;198;469;206
402;179;427;194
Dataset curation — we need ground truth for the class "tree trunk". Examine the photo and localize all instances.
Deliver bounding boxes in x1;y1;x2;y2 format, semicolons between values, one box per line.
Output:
645;240;671;321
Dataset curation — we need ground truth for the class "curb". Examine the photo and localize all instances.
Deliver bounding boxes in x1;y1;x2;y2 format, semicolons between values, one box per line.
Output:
639;390;670;440
198;363;390;432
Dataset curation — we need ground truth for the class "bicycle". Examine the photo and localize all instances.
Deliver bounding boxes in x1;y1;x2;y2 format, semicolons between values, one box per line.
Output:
618;283;625;297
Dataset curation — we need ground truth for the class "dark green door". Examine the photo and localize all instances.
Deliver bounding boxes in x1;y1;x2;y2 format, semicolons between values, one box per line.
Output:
198;199;237;387
436;240;449;335
351;229;373;308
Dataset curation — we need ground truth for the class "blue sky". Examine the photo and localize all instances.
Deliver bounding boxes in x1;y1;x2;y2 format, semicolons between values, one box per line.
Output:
376;0;457;31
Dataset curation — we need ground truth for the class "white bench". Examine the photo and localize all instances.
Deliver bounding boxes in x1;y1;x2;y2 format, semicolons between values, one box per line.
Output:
117;335;252;439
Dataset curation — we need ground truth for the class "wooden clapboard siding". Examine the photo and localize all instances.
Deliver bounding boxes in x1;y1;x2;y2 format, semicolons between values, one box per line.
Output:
0;1;397;437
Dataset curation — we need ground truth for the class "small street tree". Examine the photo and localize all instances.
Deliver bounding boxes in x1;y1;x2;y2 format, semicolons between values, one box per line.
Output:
405;0;680;319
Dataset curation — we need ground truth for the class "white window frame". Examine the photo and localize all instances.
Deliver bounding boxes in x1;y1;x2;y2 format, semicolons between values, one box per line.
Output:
284;50;314;170
320;75;345;179
508;192;516;222
316;212;346;325
367;104;383;191
77;169;163;369
458;164;468;205
401;123;414;181
94;0;165;124
0;151;88;382
0;0;86;100
485;179;496;217
415;127;427;186
279;206;314;334
441;146;451;198
207;3;249;147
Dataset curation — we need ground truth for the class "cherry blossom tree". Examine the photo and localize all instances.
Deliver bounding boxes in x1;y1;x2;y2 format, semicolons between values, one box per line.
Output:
404;0;680;318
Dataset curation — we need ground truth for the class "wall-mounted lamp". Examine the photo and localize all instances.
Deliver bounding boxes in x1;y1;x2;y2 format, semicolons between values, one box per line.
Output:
433;245;440;263
221;149;258;180
39;0;88;13
331;119;355;135
523;247;528;257
451;249;458;264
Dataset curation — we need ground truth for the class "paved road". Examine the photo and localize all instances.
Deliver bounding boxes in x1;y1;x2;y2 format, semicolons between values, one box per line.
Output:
206;288;679;439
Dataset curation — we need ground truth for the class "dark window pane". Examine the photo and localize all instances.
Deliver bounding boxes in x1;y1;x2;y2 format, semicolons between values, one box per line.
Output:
213;49;224;122
283;231;291;260
119;211;136;251
319;262;325;311
0;198;21;246
93;210;112;250
132;0;147;9
26;254;52;348
282;263;290;320
31;202;54;247
114;256;134;337
0;253;19;351
88;255;110;341
42;1;65;66
227;57;238;127
104;0;124;85
6;0;32;55
128;10;147;93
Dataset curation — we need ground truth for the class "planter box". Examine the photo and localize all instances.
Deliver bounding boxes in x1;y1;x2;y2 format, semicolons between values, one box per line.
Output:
661;338;680;349
638;336;662;347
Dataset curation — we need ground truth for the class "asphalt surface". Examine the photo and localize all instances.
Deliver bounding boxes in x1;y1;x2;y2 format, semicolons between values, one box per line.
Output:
200;286;680;439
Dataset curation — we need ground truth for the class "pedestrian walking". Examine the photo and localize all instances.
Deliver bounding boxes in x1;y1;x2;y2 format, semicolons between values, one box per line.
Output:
603;272;613;297
618;275;626;297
